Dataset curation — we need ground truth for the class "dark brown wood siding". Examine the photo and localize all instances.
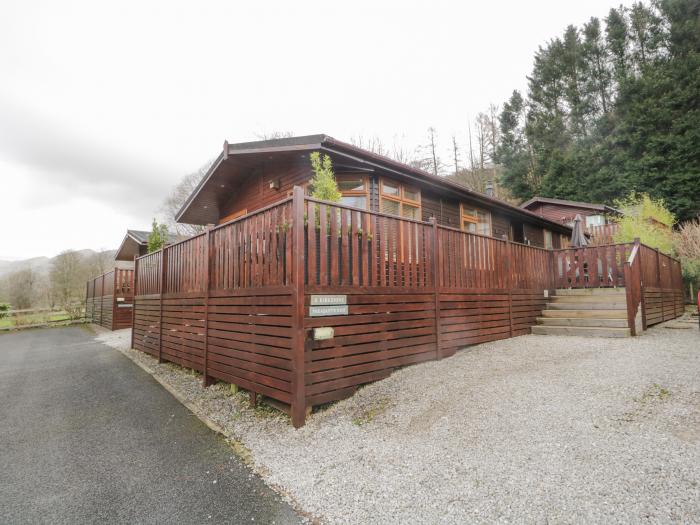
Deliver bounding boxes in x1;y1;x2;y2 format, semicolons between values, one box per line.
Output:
526;202;600;224
492;213;511;240
218;161;309;223
523;224;545;247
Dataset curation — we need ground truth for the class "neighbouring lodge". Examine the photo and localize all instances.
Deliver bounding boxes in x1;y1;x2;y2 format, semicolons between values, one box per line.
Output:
84;230;189;329
87;134;685;427
520;196;623;244
114;229;190;263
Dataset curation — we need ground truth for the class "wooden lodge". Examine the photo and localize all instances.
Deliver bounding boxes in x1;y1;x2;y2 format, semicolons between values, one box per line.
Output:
86;268;134;330
520;196;623;244
114;229;190;265
121;135;684;427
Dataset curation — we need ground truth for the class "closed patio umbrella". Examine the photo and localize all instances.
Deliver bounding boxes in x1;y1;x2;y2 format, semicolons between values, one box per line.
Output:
570;214;589;248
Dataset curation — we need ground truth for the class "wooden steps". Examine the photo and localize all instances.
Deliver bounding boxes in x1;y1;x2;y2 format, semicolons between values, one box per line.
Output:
531;325;631;337
535;288;631;337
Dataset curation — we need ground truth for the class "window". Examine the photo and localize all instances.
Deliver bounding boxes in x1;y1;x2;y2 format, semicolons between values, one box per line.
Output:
460;204;491;236
544;229;553;249
219;208;248;224
337;175;369;210
379;179;421;220
585;214;605;227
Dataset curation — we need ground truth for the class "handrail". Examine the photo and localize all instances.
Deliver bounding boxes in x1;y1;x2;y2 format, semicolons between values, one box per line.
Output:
134;197;295;263
627;242;640;265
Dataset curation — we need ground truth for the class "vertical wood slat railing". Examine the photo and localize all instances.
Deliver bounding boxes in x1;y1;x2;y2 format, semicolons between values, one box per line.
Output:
552;243;633;288
304;196;434;289
588;223;620;245
131;187;685;427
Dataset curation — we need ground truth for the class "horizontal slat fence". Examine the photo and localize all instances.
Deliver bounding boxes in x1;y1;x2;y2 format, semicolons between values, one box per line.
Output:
85;268;134;330
131;188;685;427
638;245;684;326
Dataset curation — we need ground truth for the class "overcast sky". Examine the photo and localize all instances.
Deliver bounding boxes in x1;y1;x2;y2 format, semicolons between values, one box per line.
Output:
1;0;634;260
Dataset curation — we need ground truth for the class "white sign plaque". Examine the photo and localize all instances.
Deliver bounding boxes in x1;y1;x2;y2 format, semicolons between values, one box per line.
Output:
310;295;347;306
309;305;349;317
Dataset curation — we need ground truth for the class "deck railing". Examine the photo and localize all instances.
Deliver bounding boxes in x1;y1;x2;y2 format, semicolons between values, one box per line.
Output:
85;268;134;330
130;187;685;427
552;243;633;288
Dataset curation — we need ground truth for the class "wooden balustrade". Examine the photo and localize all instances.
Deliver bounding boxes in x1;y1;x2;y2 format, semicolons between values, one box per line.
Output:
128;187;685;427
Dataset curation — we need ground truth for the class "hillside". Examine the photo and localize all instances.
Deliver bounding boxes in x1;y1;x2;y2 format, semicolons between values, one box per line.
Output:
0;249;116;279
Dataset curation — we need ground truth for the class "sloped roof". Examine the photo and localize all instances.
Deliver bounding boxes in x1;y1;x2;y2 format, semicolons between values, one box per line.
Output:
520;196;622;215
114;230;190;261
176;134;573;234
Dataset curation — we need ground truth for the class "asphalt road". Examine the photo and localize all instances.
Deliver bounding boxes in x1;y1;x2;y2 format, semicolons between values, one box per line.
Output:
0;326;301;524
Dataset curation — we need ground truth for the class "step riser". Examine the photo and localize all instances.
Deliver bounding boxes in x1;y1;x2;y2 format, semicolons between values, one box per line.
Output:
551;296;627;303
531;326;631;337
555;288;626;296
541;310;627;319
547;303;626;310
536;317;628;328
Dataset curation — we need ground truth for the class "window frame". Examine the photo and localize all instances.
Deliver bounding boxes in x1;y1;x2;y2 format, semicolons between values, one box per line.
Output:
544;229;553;249
337;174;370;210
460;203;491;236
379;178;422;220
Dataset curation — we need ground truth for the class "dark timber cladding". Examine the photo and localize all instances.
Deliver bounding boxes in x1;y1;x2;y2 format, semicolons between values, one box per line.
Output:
175;134;573;249
85;268;134;330
132;188;685;427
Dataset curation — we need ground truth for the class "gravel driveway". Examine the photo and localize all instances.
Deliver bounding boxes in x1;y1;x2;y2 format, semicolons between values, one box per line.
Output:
100;323;700;524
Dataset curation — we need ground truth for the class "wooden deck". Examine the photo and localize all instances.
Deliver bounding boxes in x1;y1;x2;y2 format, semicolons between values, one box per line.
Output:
126;187;685;427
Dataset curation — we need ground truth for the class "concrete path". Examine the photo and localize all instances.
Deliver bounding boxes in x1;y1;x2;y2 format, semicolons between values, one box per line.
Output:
0;326;301;524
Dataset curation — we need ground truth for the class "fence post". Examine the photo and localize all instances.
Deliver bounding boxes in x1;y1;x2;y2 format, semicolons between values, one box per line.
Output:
203;229;213;387
84;279;89;324
655;247;665;321
291;186;307;428
506;239;514;337
429;218;442;360
624;240;638;336
635;239;647;330
112;269;118;331
131;256;138;350
100;273;105;326
158;248;167;363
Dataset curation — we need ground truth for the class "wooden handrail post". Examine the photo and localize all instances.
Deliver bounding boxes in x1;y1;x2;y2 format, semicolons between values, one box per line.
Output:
291;186;307;428
112;269;118;331
158;248;166;363
84;279;89;324
506;239;514;337
100;273;105;326
655;247;665;321
203;229;213;387
130;256;138;350
429;218;442;360
634;238;647;330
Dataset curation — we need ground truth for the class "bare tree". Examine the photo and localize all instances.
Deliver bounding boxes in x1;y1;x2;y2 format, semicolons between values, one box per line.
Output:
466;119;476;171
161;161;213;236
351;135;390;157
49;250;85;309
85;250;114;277
3;267;41;310
451;134;460;175
475;113;491;169
255;131;295;140
424;127;443;176
487;104;501;162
